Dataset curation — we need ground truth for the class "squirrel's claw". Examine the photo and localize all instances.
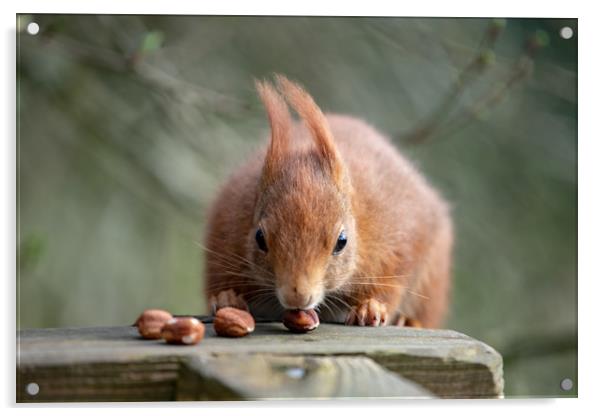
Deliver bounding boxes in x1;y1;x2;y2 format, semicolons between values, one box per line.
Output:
344;298;388;326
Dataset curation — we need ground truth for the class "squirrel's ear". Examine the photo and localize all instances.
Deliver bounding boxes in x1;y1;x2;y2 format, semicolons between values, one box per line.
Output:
255;79;292;183
275;74;344;184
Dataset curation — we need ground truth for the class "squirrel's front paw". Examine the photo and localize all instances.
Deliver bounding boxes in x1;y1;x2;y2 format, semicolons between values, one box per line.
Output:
345;298;388;326
210;289;249;315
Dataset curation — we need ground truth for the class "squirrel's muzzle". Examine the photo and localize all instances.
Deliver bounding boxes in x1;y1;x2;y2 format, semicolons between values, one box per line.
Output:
276;284;321;310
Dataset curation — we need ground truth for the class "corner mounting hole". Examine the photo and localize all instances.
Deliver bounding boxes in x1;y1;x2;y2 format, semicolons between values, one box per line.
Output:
26;382;40;396
560;26;573;40
27;22;40;36
560;378;573;391
26;22;40;35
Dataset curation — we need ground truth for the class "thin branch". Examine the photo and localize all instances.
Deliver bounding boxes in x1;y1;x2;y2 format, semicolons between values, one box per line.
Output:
401;19;506;144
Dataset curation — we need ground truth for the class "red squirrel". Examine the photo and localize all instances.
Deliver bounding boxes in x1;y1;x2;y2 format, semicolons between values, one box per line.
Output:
203;75;453;328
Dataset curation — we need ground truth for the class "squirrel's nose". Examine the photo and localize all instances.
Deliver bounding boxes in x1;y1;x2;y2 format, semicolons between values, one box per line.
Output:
277;286;315;310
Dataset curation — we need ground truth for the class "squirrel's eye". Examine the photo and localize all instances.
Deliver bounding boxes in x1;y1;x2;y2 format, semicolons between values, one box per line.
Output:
255;228;268;252
333;230;347;255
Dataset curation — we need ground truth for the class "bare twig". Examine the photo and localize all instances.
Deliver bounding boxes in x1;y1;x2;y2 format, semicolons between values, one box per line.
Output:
402;19;506;144
41;31;247;114
393;21;549;145
433;30;549;140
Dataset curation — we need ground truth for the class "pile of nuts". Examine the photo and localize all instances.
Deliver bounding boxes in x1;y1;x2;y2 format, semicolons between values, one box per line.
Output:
135;306;319;345
135;307;256;345
135;309;206;345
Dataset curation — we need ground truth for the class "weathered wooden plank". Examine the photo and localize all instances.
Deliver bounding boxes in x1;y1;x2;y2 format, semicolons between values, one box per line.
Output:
17;323;504;400
371;353;504;398
17;359;181;402
178;354;432;400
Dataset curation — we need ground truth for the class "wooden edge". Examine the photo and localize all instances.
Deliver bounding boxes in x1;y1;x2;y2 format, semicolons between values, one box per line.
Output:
369;351;504;398
177;354;434;400
17;354;434;402
17;358;182;402
16;325;504;400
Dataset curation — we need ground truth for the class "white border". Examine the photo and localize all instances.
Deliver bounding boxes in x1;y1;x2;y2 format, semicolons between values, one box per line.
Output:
3;0;601;414
8;0;580;17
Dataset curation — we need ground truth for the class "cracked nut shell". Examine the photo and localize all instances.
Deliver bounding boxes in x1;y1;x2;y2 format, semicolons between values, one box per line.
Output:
161;317;205;345
213;307;255;337
135;309;174;339
283;309;320;333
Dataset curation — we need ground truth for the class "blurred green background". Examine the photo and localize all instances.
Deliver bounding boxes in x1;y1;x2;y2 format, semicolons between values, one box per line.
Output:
16;15;577;397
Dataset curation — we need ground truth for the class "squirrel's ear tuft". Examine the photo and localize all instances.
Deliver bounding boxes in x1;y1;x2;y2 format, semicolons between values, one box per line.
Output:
274;74;344;184
255;78;292;183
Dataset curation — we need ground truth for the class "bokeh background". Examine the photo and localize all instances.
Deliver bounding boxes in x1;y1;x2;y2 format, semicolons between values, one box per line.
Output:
17;15;577;397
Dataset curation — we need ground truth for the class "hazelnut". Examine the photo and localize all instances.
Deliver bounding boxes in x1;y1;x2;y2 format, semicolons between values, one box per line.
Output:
283;309;320;333
213;307;255;337
135;309;173;339
161;317;205;345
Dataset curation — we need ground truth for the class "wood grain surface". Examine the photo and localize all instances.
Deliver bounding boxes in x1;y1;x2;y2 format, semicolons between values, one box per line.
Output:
17;323;504;401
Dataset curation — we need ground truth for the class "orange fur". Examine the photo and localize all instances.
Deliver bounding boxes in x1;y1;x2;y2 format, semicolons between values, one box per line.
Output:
204;75;453;328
